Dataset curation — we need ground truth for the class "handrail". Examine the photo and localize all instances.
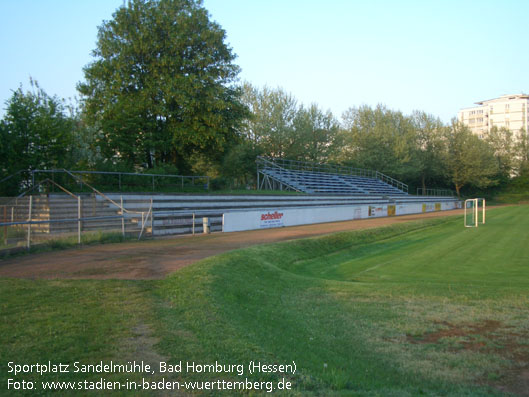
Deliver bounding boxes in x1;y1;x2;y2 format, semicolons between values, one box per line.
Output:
416;188;455;197
60;169;144;215
34;179;79;200
138;201;153;240
0;170;27;185
0;178;80;207
8;169;149;216
257;156;408;193
30;169;209;191
33;169;208;179
1;177;157;244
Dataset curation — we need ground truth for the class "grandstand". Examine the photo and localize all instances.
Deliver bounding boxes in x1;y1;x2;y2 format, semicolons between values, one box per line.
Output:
1;158;458;249
256;156;408;195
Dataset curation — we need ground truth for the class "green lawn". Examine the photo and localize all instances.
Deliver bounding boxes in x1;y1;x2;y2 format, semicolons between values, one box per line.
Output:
1;205;528;395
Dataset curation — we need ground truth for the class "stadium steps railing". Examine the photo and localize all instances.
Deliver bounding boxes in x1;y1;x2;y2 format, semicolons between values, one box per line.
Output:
256;156;409;195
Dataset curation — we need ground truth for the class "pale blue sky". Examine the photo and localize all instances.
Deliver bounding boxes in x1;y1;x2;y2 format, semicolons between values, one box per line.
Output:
1;0;527;122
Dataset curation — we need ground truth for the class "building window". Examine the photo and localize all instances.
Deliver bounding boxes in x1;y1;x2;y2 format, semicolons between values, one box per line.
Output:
490;106;493;114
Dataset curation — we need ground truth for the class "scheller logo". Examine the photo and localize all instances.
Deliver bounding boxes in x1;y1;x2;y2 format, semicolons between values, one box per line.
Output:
261;211;284;221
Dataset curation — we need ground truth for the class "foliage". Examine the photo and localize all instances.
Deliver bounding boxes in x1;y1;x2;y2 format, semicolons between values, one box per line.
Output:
514;128;529;174
239;83;339;162
410;111;447;190
239;83;298;158
485;126;516;181
221;142;263;187
292;104;339;162
444;122;498;196
336;105;419;181
0;80;75;195
78;0;248;173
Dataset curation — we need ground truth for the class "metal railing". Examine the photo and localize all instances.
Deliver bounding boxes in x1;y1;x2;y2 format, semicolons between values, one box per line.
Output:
257;156;408;193
416;188;455;197
0;176;156;251
1;168;210;195
30;169;209;192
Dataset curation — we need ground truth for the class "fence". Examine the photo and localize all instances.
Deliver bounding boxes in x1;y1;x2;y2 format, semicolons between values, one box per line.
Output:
1;169;210;196
416;188;455;197
33;169;210;193
0;193;226;253
0;194;153;253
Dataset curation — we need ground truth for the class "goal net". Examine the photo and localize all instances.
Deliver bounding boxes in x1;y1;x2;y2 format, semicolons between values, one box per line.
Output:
464;198;486;227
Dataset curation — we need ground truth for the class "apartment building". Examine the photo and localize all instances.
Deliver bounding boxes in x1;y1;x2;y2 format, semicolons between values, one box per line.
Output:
458;94;529;139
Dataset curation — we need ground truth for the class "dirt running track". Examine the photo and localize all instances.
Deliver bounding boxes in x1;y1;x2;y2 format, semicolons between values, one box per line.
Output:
0;209;465;280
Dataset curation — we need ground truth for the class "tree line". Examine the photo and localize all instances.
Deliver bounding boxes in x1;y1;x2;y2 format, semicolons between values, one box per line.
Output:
1;0;528;196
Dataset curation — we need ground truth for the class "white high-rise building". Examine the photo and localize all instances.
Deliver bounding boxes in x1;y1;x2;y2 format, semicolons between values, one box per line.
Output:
458;94;529;139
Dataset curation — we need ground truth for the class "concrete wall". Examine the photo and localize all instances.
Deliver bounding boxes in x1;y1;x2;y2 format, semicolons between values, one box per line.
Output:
222;200;460;233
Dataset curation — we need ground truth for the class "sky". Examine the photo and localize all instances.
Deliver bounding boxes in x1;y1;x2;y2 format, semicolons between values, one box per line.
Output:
0;0;527;122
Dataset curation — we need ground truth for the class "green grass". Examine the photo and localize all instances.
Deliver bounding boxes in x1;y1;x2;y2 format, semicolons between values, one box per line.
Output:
0;231;135;258
1;206;528;395
0;279;159;395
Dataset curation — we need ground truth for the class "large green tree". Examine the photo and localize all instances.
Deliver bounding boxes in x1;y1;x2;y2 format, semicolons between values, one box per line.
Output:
411;111;447;191
513;128;529;176
336;105;419;182
444;122;498;196
0;80;74;195
239;83;298;159
239;83;338;162
292;104;338;163
78;0;247;173
485;126;516;181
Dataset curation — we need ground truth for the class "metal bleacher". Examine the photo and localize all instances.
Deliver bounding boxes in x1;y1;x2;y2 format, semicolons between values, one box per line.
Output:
256;157;408;196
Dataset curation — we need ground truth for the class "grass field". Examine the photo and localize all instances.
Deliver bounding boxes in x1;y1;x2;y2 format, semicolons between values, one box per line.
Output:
1;205;528;395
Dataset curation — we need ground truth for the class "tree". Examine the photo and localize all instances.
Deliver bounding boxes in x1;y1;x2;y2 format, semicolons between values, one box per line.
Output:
514;128;529;175
78;0;247;173
411;111;447;191
238;83;339;164
444;122;498;196
239;83;298;159
485;126;516;181
292;104;338;163
336;105;418;181
221;142;263;188
0;80;74;195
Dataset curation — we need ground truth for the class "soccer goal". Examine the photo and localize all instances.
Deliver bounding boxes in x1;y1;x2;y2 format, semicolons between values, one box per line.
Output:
464;198;486;228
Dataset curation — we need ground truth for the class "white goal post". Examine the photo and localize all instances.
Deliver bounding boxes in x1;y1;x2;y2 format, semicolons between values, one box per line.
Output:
464;198;486;228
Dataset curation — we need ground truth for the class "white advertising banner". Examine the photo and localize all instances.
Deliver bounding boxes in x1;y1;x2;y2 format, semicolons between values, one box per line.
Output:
368;205;387;217
223;206;368;233
223;200;460;233
396;203;422;215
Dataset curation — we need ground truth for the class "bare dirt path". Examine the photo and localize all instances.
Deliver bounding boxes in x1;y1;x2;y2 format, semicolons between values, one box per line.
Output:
0;209;465;280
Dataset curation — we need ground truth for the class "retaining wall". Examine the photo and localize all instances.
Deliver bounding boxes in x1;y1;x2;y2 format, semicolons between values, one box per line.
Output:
222;199;461;232
2;193;460;238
